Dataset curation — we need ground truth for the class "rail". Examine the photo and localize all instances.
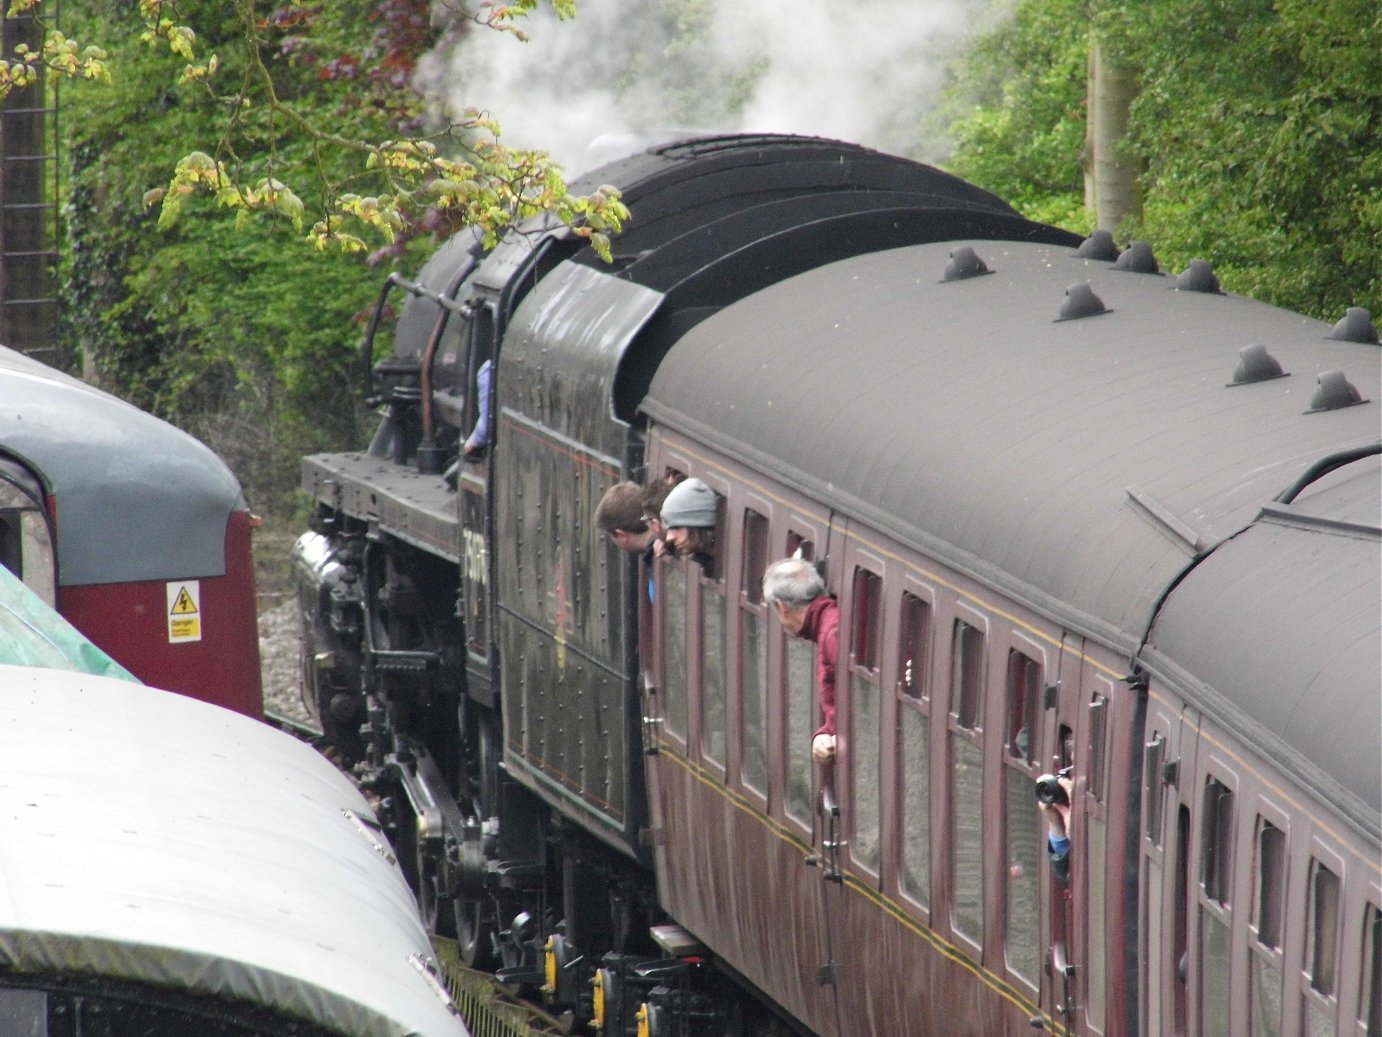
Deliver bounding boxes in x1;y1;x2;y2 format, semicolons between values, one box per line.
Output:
431;937;569;1037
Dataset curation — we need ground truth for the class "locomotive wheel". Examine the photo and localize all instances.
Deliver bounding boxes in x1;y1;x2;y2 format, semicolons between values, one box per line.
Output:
418;837;456;938
455;893;496;969
454;702;501;968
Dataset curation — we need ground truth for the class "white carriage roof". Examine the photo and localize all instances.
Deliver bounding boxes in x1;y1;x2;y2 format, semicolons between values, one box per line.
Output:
0;666;468;1037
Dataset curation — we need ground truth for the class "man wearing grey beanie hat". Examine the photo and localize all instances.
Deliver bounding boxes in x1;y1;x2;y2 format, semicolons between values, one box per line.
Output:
659;476;719;577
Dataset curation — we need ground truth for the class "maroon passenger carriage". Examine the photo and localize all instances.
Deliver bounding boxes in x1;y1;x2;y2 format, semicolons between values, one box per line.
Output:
295;134;1380;1035
0;344;262;714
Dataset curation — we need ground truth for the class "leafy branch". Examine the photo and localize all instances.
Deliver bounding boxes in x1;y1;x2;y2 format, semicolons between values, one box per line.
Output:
8;0;626;261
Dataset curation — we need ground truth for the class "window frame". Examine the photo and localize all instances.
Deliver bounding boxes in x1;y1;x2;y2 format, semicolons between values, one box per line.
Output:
845;556;885;876
736;503;772;802
894;580;936;915
946;604;989;951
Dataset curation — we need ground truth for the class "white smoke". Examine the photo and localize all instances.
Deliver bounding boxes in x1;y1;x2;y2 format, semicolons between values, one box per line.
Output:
416;0;1012;178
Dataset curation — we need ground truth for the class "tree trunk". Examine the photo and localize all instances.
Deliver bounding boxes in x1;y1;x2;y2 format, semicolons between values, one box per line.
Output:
1087;31;1139;233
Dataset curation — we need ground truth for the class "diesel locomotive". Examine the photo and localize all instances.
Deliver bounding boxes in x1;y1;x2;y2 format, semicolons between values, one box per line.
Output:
294;135;1381;1036
0;344;262;714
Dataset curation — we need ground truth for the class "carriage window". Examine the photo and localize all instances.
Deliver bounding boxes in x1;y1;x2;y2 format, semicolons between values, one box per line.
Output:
898;592;931;700
702;582;727;767
1202;779;1234;905
661;561;688;741
898;592;932;908
783;530;816;825
851;568;881;668
1255;819;1286;949
1199;779;1234;1035
954;623;984;730
850;567;882;872
1087;693;1108;801
1005;650;1040;765
1145;733;1166;846
950;619;985;945
899;696;931;909
1310;861;1341;995
740;510;769;792
1003;649;1042;984
1363;903;1381;1037
1006;652;1039;984
1304;860;1341;1036
1251;817;1286;1036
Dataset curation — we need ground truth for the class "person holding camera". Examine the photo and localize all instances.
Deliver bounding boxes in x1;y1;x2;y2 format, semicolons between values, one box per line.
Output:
1037;769;1075;885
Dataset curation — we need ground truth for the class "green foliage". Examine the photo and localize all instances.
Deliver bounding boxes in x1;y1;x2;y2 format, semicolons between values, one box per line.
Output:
46;0;632;513
60;0;389;510
940;0;1379;319
936;0;1093;234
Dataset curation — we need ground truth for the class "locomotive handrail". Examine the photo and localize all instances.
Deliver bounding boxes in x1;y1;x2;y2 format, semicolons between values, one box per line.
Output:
359;269;475;401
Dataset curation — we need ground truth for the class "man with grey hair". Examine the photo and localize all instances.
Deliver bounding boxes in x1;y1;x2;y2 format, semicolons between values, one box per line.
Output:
763;557;839;763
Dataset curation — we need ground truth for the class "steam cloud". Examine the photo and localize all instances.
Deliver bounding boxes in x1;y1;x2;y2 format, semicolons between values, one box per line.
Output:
416;0;1011;177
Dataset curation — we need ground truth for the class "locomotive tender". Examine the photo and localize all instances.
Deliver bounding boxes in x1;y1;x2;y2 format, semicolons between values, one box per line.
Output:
0;344;263;714
295;135;1381;1036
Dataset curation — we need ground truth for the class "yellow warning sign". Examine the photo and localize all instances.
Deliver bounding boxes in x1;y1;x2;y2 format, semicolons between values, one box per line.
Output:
166;581;202;644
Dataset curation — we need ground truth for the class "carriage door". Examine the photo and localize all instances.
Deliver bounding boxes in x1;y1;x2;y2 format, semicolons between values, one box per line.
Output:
1141;698;1201;1036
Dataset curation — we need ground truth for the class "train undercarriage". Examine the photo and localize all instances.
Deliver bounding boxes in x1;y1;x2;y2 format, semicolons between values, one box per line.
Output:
293;510;783;1036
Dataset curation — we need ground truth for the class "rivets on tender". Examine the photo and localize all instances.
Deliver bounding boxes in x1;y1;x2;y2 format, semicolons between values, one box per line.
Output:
1227;344;1288;386
1325;307;1379;344
942;245;991;282
1056;282;1109;321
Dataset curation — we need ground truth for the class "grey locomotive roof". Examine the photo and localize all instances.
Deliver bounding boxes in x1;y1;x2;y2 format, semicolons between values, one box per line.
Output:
0;344;246;586
640;240;1379;825
0;666;467;1037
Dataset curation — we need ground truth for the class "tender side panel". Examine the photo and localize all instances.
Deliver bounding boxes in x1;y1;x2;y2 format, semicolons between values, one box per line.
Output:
495;410;645;854
58;510;262;715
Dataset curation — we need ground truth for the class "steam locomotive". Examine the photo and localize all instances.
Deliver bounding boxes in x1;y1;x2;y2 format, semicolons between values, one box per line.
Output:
0;344;262;714
295;135;1381;1035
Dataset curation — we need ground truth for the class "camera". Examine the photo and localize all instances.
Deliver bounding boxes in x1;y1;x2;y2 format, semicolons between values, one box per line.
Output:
1035;766;1072;806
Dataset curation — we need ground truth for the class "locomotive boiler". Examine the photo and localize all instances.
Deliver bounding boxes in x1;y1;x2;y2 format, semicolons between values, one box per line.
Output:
295;135;1381;1036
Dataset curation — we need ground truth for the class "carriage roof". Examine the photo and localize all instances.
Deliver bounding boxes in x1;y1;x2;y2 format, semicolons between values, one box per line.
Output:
0;666;467;1037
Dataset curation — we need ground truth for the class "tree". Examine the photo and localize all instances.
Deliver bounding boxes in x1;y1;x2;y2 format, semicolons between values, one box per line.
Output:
939;0;1380;320
11;0;629;261
36;0;635;511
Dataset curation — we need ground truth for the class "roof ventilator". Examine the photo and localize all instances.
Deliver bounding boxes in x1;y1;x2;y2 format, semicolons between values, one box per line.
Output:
1325;306;1379;344
1056;282;1109;321
1227;344;1288;386
942;245;991;282
1113;240;1160;274
1175;259;1221;294
1305;370;1368;413
1075;229;1119;261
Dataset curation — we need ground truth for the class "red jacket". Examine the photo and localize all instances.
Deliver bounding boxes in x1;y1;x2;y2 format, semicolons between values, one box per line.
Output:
799;595;840;739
